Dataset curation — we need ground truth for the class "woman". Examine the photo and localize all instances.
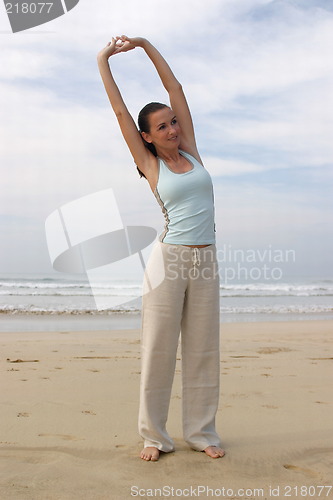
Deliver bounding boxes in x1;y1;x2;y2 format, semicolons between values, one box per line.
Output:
97;36;224;461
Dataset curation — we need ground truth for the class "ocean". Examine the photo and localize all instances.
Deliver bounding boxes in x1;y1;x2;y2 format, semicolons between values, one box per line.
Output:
1;273;332;332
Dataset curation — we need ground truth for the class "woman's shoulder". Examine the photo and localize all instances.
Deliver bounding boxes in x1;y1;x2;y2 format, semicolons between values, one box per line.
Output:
179;149;204;167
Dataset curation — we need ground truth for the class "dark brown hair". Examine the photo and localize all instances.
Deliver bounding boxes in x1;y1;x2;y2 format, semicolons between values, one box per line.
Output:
136;102;169;178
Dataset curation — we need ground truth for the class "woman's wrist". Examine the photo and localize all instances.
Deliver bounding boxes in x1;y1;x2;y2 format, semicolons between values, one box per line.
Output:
137;37;149;50
97;53;110;65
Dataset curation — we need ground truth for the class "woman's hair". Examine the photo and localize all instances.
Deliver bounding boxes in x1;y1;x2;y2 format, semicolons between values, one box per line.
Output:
136;102;169;178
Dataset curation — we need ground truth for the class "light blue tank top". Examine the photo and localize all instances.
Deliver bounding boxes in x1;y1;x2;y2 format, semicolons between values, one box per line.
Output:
154;150;216;245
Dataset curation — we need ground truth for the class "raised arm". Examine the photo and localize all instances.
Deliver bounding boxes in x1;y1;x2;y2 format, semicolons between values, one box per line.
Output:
118;36;200;161
97;39;156;180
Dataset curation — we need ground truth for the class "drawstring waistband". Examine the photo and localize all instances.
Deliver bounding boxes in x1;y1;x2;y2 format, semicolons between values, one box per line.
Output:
192;247;201;268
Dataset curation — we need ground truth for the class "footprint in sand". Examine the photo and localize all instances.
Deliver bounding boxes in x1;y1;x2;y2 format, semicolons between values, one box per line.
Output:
229;355;260;358
309;357;333;360
257;347;293;354
38;433;84;441
7;358;40;363
283;464;318;478
74;356;112;360
230;392;248;399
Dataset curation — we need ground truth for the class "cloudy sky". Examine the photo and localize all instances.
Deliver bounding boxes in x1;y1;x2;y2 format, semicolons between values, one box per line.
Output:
0;0;332;279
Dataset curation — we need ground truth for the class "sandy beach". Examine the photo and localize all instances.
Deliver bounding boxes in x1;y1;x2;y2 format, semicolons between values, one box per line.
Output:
0;320;332;500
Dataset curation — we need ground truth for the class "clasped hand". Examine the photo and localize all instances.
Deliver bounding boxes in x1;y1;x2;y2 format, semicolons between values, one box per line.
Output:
98;35;145;60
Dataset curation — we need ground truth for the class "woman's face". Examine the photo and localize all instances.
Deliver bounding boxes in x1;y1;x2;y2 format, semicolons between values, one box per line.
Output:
142;107;181;150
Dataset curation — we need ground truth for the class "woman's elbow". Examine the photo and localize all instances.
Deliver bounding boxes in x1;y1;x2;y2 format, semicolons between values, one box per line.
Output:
114;108;124;118
171;81;182;92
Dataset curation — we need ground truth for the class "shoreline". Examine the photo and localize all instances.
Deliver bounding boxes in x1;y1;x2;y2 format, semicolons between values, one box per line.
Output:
1;311;333;333
1;320;332;499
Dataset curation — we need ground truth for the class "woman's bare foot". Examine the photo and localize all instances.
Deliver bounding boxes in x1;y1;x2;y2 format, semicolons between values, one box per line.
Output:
203;445;225;458
140;446;160;461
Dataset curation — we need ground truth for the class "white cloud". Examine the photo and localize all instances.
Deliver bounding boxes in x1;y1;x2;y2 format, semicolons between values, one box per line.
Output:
2;47;60;79
214;180;332;244
203;156;265;177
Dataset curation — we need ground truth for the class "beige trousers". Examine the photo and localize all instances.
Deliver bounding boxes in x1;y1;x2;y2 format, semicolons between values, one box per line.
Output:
139;241;221;452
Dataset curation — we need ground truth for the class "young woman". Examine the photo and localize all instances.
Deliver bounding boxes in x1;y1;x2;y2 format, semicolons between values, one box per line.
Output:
97;36;224;461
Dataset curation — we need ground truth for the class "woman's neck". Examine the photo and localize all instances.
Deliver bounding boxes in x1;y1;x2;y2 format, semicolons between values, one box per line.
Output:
156;147;181;164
